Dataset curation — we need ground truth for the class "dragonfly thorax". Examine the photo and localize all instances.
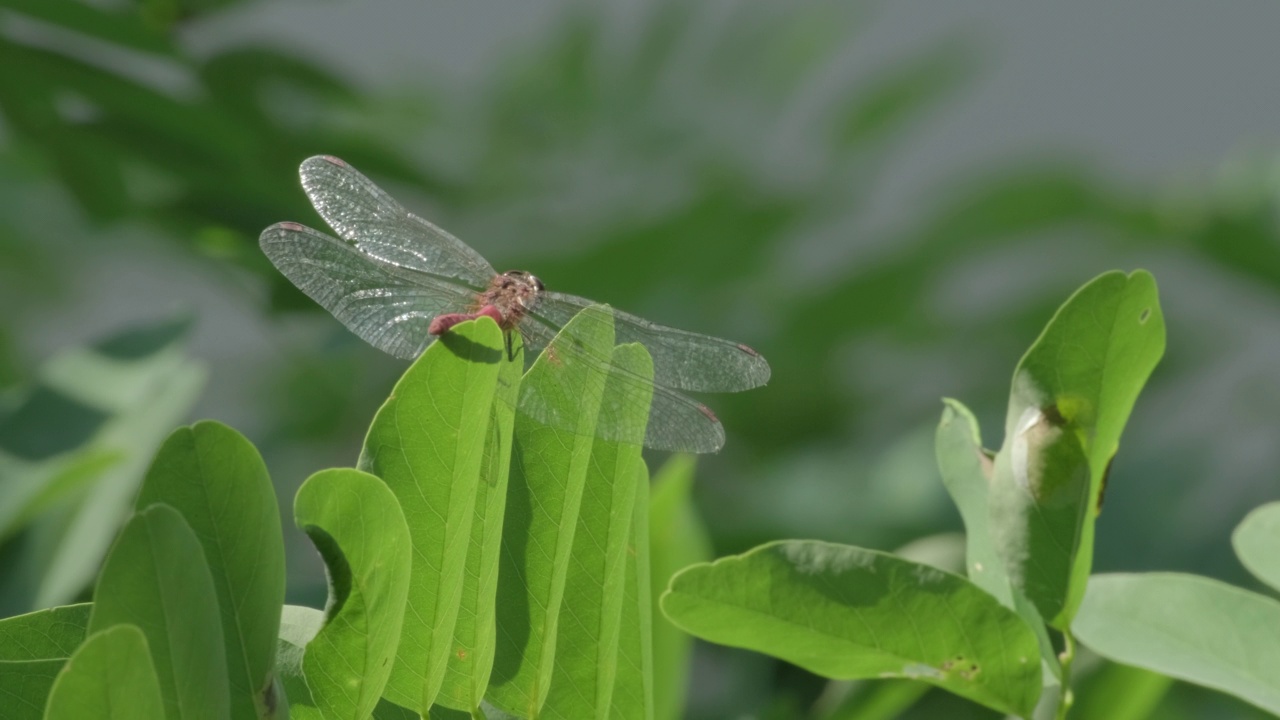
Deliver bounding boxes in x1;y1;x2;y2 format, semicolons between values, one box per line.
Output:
478;270;545;330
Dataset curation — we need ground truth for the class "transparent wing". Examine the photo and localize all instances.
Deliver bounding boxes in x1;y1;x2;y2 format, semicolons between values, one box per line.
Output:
260;222;476;359
518;310;726;453
298;155;495;285
534;291;770;393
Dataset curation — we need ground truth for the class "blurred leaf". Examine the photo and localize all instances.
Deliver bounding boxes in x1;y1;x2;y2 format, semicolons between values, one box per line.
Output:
1071;661;1173;720
835;39;973;150
359;318;504;713
134;421;286;719
661;541;1043;717
488;306;614;717
543;343;654;719
1232;502;1280;593
290;468;413;720
646;455;710;720
87;504;229;720
435;333;524;712
0;603;90;720
43;624;164;720
1075;573;1280;716
0;314;204;613
816;679;930;720
0;0;176;55
988;270;1164;628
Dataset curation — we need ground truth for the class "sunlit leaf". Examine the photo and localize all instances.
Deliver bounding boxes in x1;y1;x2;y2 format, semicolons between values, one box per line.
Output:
359;318;504;712
662;541;1043;718
436;334;524;712
543;343;653;719
487;306;614;717
290;469;412;720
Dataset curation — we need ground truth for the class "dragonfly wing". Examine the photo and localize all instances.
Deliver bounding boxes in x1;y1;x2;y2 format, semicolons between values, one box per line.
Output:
518;311;727;453
261;221;474;359
535;291;770;393
298;156;495;285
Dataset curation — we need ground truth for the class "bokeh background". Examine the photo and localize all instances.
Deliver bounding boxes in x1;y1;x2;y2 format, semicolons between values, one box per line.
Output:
3;1;1280;718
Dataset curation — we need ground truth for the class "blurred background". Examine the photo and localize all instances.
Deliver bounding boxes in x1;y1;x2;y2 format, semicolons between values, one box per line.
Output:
3;1;1280;717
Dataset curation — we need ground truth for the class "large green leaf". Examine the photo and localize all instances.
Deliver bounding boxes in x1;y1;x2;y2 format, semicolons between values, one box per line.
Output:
134;421;285;719
1232;501;1280;593
358;318;504;713
488;305;615;717
543;343;654;719
645;455;709;720
1075;573;1280;715
290;468;412;720
436;334;524;712
0;604;91;720
988;270;1164;628
43;624;164;720
0;315;204;612
88;503;229;720
661;541;1043;718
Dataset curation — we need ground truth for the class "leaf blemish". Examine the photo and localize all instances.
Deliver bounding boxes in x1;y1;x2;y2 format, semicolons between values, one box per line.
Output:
1139;307;1151;323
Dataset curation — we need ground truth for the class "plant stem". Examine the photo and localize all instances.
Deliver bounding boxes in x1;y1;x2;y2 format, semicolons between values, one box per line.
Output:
1055;629;1077;720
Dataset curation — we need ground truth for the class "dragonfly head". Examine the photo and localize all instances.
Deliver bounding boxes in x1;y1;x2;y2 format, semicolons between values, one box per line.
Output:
499;270;544;309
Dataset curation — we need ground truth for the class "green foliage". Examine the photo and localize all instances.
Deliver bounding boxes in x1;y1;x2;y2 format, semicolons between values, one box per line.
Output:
0;604;91;719
0;310;676;719
988;270;1165;628
135;422;285;718
88;504;230;719
290;468;411;719
661;271;1176;719
662;541;1043;716
359;318;506;712
43;625;165;720
1072;499;1280;716
489;307;615;716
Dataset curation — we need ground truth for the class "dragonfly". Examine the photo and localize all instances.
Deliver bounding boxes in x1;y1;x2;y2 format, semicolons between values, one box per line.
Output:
259;156;770;453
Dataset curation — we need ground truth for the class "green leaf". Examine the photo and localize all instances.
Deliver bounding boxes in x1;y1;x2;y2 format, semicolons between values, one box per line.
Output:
43;624;164;720
1075;573;1280;715
0;0;176;55
88;504;230;720
543;343;654;719
436;333;525;712
488;305;615;717
291;468;413;720
935;400;1007;603
645;455;709;720
134;421;285;719
0;604;91;720
610;458;654;720
935;399;1061;688
661;541;1043;718
1232;501;1280;593
988;270;1164;628
358;318;505;712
